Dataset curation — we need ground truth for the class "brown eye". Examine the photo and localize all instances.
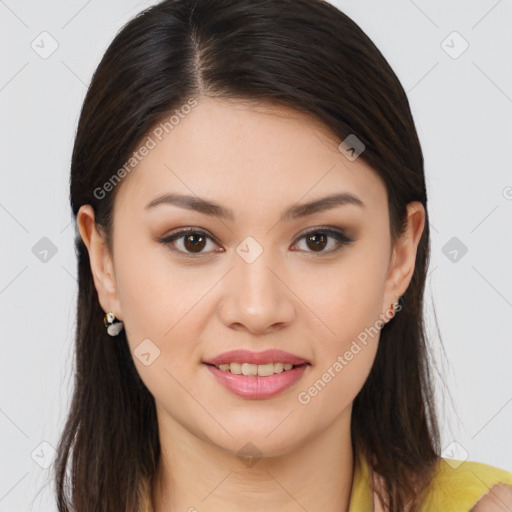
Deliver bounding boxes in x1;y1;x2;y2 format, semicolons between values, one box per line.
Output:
182;232;207;253
304;232;328;252
293;228;354;255
159;229;220;258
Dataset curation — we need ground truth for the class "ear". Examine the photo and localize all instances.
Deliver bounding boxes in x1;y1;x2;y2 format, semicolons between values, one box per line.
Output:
382;201;425;318
76;205;123;321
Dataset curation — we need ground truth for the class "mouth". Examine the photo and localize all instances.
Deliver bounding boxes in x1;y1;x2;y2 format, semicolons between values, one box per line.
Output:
203;362;311;399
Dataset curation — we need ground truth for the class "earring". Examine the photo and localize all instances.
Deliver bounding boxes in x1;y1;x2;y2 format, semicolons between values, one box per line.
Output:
104;311;124;336
390;292;402;317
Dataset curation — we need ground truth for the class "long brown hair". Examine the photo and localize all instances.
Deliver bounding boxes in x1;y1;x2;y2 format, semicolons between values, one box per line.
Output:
56;0;445;510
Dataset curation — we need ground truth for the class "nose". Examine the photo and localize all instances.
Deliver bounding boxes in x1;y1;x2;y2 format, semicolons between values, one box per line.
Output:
217;246;296;336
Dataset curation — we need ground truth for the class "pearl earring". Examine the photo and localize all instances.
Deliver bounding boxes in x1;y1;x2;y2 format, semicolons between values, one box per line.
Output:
103;311;124;336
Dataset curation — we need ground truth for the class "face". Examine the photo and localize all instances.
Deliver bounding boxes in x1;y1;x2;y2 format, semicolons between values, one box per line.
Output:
78;95;424;458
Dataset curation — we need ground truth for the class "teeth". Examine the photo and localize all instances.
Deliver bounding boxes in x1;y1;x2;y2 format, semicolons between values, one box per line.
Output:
217;362;296;375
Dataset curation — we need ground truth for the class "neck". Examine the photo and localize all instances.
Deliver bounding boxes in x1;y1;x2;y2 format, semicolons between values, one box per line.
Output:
150;407;355;512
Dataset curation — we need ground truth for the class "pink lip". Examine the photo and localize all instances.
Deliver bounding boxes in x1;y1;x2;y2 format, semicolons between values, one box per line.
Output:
205;363;309;399
203;349;309;366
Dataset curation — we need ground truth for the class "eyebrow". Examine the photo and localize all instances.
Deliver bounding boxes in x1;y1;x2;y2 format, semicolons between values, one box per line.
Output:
144;191;365;221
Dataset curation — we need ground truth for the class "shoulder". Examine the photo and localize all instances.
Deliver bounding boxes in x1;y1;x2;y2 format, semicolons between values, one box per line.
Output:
470;483;512;511
418;458;512;512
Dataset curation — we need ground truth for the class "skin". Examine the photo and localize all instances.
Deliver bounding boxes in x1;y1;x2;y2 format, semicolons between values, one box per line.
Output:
471;484;512;511
77;95;425;512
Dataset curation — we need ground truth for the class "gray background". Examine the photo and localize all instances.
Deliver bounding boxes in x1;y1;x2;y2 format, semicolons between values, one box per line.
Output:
1;0;511;510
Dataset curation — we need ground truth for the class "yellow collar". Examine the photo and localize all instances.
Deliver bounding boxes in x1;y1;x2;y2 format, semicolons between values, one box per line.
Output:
347;452;374;511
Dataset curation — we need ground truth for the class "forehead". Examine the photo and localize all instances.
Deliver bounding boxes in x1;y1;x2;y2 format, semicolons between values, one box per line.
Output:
114;96;386;218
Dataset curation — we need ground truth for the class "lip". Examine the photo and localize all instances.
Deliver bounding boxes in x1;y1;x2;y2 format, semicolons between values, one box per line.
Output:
203;349;309;366
205;363;309;399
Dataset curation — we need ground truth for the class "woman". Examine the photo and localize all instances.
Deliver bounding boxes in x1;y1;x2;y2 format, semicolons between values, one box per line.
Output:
55;0;512;510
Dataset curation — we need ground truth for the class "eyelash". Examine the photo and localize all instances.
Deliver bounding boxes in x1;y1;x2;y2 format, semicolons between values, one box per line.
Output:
158;226;354;259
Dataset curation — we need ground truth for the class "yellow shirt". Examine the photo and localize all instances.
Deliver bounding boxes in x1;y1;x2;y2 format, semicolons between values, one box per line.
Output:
349;452;512;511
140;454;512;512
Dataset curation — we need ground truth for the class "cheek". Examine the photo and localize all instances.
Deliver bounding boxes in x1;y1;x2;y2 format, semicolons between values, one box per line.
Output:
111;236;173;346
296;337;378;428
114;224;192;330
113;235;220;377
309;250;387;346
298;251;385;411
314;289;381;400
114;244;169;339
297;283;382;418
